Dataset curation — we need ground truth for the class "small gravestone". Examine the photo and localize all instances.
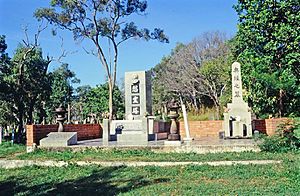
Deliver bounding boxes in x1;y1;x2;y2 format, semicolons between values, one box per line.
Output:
125;71;152;120
223;62;252;138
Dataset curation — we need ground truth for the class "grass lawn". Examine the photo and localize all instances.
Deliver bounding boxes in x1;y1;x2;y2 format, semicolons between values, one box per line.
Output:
0;158;299;195
0;142;26;159
0;143;299;195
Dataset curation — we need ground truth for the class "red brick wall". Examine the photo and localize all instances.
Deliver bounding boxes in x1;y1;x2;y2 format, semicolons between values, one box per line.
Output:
179;120;223;139
178;118;287;139
253;118;288;135
153;121;171;133
26;124;102;146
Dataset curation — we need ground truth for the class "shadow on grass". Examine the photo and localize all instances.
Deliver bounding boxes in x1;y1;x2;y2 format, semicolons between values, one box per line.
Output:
0;166;170;195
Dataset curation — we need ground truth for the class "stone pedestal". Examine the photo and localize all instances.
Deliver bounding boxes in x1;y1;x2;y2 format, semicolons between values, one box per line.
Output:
112;118;148;146
40;132;77;147
167;100;181;141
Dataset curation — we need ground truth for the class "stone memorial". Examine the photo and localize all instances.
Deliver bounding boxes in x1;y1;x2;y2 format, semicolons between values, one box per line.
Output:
223;62;252;138
102;71;153;146
125;71;152;119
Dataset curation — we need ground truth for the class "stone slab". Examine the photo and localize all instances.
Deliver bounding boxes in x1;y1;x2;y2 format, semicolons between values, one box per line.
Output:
111;120;143;134
117;133;148;146
164;140;182;146
40;132;77;147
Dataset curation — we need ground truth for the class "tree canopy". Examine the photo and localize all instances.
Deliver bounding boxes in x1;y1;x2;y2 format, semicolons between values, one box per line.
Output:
233;0;300;118
35;0;168;120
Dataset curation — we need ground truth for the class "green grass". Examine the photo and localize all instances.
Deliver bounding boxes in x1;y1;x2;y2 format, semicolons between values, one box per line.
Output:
0;155;299;195
0;142;26;159
16;148;298;162
1;144;299;195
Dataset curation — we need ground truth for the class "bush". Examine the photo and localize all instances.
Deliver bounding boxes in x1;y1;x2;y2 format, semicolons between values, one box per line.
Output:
259;118;300;152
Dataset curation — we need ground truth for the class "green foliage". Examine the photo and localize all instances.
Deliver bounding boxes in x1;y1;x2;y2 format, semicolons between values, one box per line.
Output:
0;41;51;133
259;119;300;152
44;64;79;122
233;0;300;117
81;83;124;120
35;0;168;119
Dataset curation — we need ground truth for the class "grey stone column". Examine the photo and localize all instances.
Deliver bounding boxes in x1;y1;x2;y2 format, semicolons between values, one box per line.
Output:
102;119;110;146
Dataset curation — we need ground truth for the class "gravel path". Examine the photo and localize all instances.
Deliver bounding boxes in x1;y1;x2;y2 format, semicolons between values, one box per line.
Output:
0;159;281;169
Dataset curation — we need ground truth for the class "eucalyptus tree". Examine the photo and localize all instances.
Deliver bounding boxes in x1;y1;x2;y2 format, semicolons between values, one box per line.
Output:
35;0;168;120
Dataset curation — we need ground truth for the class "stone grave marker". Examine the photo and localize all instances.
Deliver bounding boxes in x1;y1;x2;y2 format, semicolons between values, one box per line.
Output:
223;62;252;138
102;71;153;146
125;71;152;120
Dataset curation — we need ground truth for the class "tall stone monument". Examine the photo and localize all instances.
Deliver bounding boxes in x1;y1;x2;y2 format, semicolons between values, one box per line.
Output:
102;71;152;146
125;71;152;120
223;62;252;138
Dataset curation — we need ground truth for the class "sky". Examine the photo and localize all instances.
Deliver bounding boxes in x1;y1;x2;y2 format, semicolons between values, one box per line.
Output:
0;0;238;87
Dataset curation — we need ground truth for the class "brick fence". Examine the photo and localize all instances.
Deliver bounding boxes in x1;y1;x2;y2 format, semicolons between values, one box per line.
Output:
253;118;288;135
179;118;288;139
26;118;287;146
26;124;102;146
179;120;223;139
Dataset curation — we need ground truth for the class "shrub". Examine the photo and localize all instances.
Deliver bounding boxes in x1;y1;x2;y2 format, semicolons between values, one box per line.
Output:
259;118;300;152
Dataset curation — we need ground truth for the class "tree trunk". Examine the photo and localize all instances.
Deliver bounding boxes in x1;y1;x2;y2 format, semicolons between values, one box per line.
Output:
212;97;220;120
108;80;114;121
192;90;198;112
279;89;283;118
27;97;36;125
17;102;24;143
68;103;71;123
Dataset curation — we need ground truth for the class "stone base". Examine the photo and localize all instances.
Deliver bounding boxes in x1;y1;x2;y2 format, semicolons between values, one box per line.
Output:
183;137;194;141
117;133;148;146
224;136;252;139
168;134;180;141
183;137;193;145
40;132;77;147
164;140;182;146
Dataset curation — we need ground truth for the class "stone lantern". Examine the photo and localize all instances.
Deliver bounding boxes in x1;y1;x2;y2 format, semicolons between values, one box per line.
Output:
167;99;181;141
54;105;67;132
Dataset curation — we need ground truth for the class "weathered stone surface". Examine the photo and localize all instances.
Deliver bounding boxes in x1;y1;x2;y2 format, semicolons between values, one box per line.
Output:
116;118;148;145
164;140;182;146
40;132;77;147
124;71;152;120
224;62;252;138
102;119;110;146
